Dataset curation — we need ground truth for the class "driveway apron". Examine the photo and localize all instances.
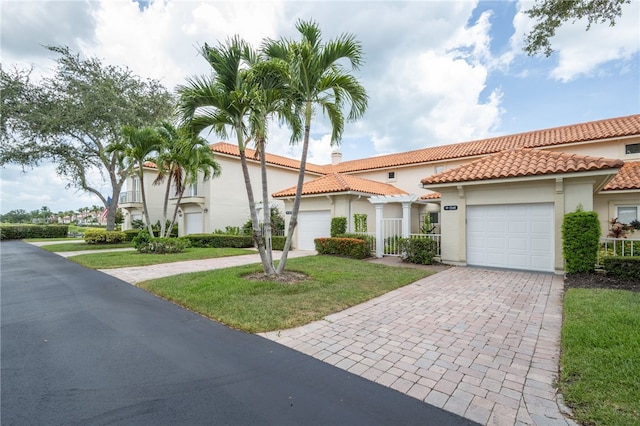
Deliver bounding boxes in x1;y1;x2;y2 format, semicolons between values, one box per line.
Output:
1;241;474;426
262;267;573;426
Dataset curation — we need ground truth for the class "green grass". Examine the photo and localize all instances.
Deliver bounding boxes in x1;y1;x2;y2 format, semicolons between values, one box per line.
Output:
41;242;134;252
68;247;254;269
139;255;432;333
24;237;84;243
560;288;640;426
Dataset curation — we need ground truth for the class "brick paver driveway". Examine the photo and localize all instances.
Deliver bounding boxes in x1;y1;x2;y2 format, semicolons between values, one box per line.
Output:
262;267;573;426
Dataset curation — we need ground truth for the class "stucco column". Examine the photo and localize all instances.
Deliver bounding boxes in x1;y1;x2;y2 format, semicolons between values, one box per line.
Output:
402;201;411;238
375;203;384;258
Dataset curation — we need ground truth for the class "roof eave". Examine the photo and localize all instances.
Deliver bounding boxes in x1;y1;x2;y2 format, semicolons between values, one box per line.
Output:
421;168;622;190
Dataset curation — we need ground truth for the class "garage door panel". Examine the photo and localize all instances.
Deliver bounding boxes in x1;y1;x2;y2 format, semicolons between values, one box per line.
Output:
467;204;553;272
298;210;331;251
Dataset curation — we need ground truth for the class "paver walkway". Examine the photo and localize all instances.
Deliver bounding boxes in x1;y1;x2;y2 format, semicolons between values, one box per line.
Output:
261;267;576;426
99;251;314;284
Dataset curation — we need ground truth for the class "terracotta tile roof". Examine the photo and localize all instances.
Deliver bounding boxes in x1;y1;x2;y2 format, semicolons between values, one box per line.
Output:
272;173;408;198
420;149;625;185
142;161;157;169
210;142;326;174
333;114;640;173
602;161;640;191
419;192;442;200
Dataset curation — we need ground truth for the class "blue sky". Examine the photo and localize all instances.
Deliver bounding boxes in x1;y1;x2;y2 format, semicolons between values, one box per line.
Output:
1;0;638;214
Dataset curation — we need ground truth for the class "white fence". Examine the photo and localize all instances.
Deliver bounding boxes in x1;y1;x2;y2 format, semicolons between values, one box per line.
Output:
381;218;403;256
409;233;442;257
598;237;640;266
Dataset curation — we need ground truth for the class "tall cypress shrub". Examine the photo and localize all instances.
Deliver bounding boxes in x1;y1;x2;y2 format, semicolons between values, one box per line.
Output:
331;217;347;237
562;210;600;273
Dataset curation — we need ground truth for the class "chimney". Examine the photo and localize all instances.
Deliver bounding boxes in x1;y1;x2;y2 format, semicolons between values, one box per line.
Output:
331;150;342;165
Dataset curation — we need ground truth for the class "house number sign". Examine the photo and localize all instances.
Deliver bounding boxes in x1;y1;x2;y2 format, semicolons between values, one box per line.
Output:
444;205;458;211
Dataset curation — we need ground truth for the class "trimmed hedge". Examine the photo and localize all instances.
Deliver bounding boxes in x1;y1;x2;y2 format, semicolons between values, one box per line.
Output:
338;232;374;247
84;229;127;244
269;236;285;251
0;225;69;240
562;210;600;273
314;237;371;259
123;229;140;242
398;237;438;265
331;217;347;237
185;234;254;248
137;237;190;254
603;256;640;280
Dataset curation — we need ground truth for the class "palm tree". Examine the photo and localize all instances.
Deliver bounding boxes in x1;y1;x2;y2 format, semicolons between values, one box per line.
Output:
177;36;280;275
262;19;368;274
153;122;221;238
107;126;162;236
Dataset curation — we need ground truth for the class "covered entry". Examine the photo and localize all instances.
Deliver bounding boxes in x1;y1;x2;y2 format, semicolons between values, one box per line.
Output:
466;203;554;272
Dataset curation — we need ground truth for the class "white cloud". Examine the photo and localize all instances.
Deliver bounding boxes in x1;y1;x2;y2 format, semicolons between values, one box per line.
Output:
1;164;101;214
512;0;640;82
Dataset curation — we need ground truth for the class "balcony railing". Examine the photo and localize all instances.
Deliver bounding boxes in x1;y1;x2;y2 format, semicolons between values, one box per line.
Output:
119;191;142;204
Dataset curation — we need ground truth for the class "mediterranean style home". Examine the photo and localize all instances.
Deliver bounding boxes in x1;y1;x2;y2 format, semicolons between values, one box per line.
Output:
120;114;640;273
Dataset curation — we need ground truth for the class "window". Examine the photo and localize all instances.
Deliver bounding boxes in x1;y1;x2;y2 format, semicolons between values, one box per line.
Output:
434;165;444;174
387;171;396;180
429;212;440;225
625;143;640;155
617;206;638;224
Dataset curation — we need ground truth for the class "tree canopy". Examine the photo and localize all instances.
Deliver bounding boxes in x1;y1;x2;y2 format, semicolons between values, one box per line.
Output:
0;46;174;230
178;20;367;277
524;0;632;56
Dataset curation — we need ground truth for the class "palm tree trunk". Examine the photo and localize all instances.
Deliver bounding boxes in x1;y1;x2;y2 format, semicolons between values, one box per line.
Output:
277;103;312;275
138;167;155;236
160;173;172;237
258;137;274;270
236;130;275;276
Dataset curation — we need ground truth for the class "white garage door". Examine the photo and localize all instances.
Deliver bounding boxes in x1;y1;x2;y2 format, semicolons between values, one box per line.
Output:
297;210;331;251
185;212;203;235
467;204;554;272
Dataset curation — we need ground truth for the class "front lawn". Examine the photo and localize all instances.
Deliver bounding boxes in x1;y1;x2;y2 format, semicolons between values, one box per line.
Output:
41;241;133;252
69;247;253;269
560;288;640;426
139;256;432;333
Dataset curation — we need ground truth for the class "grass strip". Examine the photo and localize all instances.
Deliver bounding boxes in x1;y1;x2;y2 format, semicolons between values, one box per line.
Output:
41;242;133;252
139;255;432;333
560;288;640;426
69;247;253;269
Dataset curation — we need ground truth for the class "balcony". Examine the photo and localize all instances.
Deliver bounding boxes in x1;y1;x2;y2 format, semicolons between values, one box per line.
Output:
119;191;142;206
171;185;205;206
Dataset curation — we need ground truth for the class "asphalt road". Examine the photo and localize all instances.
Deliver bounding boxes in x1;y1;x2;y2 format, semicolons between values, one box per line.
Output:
1;241;477;426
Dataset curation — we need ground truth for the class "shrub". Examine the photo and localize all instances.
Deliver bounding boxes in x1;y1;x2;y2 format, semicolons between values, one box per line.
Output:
0;225;68;240
331;217;347;237
123;229;140;242
603;256;640;281
353;214;367;233
399;237;438;265
338;232;374;248
185;234;254;248
84;229;126;244
269;236;285;251
314;237;371;259
562;210;600;273
137;237;190;254
132;230;152;250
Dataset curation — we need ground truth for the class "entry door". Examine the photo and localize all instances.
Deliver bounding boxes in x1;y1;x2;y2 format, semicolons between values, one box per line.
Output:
467;204;554;272
185;212;203;235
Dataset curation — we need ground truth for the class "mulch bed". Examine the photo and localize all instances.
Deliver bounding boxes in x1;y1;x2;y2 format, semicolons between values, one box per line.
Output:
564;271;639;292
